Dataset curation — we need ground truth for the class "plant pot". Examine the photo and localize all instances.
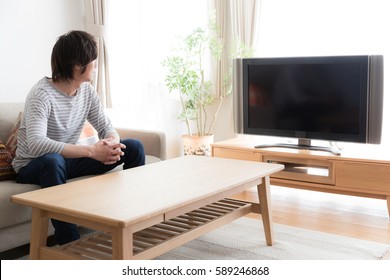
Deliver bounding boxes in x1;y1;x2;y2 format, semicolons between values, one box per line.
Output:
182;134;214;157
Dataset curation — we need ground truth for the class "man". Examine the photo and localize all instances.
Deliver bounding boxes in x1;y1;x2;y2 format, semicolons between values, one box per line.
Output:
13;30;145;245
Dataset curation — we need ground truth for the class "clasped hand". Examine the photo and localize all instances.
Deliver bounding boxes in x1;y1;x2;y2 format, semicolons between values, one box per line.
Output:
92;138;126;165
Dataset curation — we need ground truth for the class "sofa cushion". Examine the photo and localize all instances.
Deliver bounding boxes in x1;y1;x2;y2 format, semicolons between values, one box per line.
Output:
78;121;99;145
0;170;117;229
0;140;15;181
0;180;40;228
5;111;23;157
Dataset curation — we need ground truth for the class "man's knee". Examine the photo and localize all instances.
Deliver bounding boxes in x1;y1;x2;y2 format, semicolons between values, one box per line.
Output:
121;139;145;168
121;139;144;154
39;154;67;187
40;153;66;170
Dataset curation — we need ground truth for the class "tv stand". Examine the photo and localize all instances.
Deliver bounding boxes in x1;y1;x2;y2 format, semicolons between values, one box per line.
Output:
212;137;390;218
254;139;341;156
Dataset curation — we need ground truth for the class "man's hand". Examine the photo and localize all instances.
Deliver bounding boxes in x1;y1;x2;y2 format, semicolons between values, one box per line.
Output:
91;138;126;165
61;131;125;164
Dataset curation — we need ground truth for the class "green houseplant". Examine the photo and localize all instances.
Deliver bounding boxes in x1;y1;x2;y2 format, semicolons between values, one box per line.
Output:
162;16;253;155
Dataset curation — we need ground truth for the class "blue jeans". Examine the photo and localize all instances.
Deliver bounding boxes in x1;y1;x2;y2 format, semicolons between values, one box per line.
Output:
16;138;145;245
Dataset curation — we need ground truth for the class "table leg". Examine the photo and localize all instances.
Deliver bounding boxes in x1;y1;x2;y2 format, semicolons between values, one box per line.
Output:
29;208;49;260
111;226;133;259
257;176;274;246
386;196;390;218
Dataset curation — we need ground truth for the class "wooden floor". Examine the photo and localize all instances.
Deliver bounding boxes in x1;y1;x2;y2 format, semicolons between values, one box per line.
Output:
233;185;390;245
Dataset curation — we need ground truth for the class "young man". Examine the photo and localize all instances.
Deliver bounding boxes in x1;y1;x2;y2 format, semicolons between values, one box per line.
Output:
13;30;145;245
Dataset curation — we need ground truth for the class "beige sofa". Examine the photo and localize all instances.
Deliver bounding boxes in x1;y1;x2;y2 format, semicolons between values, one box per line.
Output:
0;102;166;253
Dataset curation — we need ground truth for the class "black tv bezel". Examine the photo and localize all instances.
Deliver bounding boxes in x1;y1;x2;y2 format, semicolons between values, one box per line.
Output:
242;55;370;144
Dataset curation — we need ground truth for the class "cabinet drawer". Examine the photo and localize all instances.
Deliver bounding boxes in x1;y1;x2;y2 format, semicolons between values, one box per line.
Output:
336;162;390;193
212;147;261;162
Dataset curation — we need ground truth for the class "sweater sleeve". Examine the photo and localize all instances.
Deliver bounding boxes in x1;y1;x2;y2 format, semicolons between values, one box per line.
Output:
87;88;118;140
24;96;65;157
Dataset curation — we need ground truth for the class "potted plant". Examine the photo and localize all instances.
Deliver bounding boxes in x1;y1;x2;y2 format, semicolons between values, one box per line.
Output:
162;16;252;156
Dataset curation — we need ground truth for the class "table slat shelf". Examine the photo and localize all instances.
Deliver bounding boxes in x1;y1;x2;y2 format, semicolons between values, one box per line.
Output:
44;198;253;260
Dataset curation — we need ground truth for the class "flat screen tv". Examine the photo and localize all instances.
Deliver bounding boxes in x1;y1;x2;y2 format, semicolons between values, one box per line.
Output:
238;55;383;155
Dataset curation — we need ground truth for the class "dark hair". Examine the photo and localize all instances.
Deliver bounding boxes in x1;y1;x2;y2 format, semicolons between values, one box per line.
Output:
51;30;98;82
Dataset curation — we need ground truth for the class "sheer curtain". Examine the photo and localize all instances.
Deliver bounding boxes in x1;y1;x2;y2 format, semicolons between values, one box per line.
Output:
85;0;112;108
255;0;389;148
207;0;261;140
229;0;260;54
208;0;227;99
208;0;261;98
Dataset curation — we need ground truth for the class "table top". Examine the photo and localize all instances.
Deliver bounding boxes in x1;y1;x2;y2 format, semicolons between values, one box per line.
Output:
11;156;283;228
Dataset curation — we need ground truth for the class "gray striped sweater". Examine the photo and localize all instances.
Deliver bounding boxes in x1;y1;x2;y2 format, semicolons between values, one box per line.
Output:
12;77;117;173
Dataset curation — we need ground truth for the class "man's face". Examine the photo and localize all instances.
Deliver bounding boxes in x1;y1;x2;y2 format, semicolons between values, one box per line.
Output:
84;60;98;82
75;60;97;83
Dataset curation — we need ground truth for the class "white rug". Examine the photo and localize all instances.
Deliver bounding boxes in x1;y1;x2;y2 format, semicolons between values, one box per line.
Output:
154;217;390;260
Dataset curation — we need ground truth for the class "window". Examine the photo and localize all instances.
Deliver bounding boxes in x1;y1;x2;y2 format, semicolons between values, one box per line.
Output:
107;0;208;131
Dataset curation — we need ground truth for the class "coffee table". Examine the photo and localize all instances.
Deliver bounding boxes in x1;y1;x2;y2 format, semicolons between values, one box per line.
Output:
11;156;283;260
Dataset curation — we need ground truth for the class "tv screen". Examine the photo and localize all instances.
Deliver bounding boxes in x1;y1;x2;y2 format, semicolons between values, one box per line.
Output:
241;55;383;148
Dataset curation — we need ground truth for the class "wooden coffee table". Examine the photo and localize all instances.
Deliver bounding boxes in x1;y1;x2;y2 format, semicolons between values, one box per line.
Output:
11;156;283;260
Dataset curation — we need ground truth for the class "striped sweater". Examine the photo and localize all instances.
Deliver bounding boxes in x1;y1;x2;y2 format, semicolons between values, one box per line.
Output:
12;77;117;173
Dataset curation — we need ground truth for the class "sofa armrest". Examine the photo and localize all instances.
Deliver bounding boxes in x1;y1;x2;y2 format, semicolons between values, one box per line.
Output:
115;127;166;161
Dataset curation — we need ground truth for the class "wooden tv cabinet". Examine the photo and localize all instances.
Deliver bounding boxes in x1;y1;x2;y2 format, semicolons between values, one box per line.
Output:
212;137;390;217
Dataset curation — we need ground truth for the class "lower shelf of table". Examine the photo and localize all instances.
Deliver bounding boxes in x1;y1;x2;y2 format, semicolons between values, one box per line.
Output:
42;198;254;260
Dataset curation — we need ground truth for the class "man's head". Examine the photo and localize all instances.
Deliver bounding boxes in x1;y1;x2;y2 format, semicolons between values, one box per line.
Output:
51;30;98;82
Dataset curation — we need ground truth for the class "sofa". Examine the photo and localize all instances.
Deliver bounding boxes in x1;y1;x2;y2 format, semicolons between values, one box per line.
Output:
0;102;166;253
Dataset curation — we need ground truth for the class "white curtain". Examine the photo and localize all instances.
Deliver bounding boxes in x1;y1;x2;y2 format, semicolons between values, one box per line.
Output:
208;0;228;98
209;0;261;98
229;0;260;49
85;0;112;108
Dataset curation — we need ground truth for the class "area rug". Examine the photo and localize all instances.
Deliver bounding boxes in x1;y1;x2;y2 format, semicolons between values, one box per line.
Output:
154;217;390;260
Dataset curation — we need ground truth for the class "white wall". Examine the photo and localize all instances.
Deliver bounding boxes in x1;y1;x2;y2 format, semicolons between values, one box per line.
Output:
0;0;85;102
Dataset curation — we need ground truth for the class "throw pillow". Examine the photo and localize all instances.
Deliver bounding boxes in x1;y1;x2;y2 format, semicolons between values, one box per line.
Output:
5;111;23;157
0;140;15;181
78;122;99;146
